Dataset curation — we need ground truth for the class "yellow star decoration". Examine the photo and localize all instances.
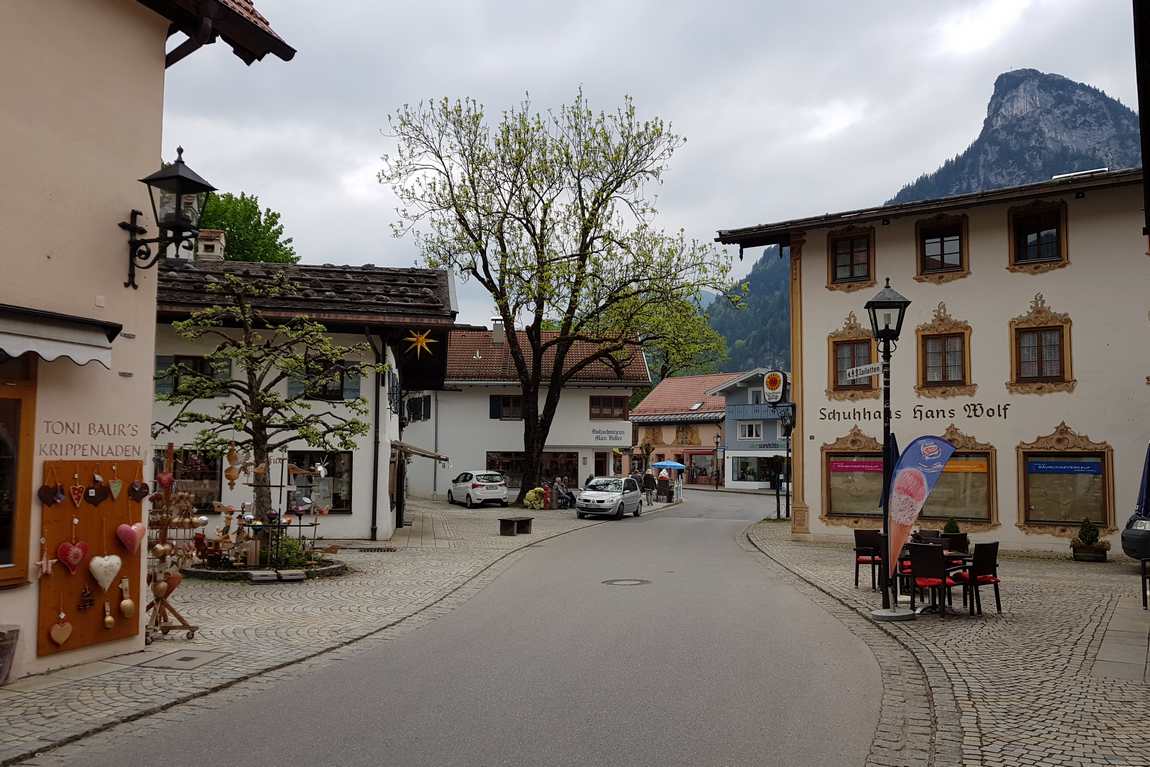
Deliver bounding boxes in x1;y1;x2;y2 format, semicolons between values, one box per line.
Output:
404;329;438;359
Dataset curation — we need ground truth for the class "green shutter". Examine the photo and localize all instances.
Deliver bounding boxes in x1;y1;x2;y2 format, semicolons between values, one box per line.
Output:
489;395;501;419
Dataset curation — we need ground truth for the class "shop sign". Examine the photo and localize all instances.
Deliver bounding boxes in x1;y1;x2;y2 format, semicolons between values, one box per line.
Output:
763;370;787;403
1027;460;1102;475
829;459;883;473
38;420;143;458
591;427;626;443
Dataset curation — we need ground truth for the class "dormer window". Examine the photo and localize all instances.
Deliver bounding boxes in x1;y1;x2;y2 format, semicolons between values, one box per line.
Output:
689;402;703;411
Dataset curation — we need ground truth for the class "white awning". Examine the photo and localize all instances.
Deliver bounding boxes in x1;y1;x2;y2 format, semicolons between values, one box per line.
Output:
0;305;122;370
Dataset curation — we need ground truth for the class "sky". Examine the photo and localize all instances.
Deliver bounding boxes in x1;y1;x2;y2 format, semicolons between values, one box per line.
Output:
163;0;1139;324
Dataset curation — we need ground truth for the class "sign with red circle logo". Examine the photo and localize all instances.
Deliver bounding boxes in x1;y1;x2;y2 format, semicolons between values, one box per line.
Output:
763;370;786;403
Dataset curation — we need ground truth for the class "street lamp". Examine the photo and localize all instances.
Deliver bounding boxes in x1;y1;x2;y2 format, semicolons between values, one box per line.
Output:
864;278;911;618
119;146;216;289
779;405;795;520
713;432;722;490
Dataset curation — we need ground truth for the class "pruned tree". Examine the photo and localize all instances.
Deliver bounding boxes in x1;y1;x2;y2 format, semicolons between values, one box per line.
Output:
381;92;731;500
153;272;377;517
200;191;297;263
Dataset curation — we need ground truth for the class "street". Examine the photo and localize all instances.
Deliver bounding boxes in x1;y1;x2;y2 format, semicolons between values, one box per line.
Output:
79;493;878;767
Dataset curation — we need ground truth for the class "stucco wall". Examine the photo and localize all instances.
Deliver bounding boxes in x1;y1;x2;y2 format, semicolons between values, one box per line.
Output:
797;182;1150;551
0;0;169;679
404;387;633;496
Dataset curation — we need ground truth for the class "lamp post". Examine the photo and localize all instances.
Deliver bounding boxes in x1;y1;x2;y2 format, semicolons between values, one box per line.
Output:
119;146;216;289
864;278;911;616
713;432;722;490
779;405;794;520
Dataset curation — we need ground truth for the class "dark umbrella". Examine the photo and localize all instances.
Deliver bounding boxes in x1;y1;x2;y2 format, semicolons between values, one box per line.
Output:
880;432;901;511
1136;441;1150;517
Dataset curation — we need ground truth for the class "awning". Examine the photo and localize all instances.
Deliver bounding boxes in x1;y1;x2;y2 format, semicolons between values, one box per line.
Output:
391;440;449;462
0;304;122;370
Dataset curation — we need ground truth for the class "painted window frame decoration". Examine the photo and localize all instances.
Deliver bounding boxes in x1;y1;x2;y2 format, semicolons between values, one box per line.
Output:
1007;293;1075;395
826;311;878;401
1016;422;1114;536
1007;199;1069;274
825;226;876;292
820;426;884;524
915;214;970;284
914;302;976;399
918;424;997;526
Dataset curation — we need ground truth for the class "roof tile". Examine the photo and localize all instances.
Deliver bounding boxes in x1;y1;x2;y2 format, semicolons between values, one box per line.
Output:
446;328;649;385
631;372;742;418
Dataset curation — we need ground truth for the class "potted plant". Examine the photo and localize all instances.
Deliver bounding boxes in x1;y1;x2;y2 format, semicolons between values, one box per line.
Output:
941;517;969;553
1071;518;1110;562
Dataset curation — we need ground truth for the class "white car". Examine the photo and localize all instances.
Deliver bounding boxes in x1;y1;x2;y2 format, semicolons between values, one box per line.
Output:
447;470;509;508
576;476;642;519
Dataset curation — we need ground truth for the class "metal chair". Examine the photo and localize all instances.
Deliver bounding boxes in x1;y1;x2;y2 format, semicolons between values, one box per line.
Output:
908;543;955;617
953;542;1001;615
853;529;884;591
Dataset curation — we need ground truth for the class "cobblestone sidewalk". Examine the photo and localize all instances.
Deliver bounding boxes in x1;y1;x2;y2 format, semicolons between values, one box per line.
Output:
0;498;675;766
747;522;1150;767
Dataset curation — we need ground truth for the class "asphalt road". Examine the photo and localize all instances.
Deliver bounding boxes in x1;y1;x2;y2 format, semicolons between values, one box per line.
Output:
87;492;879;767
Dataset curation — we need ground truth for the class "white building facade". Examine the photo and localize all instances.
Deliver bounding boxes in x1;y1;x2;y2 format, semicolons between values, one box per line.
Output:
719;169;1150;552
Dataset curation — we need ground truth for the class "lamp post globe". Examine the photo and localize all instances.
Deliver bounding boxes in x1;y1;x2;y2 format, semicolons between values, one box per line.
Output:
864;278;911;343
140;146;216;239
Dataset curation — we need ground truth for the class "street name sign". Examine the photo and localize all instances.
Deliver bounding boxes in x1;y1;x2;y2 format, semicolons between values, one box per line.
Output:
845;362;882;380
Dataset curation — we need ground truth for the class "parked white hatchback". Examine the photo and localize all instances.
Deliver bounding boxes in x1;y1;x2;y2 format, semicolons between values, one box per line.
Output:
447;471;509;508
576;476;642;519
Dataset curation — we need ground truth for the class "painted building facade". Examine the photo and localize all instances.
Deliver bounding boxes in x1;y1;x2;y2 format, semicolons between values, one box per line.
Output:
0;0;292;683
706;370;790;491
629;373;735;486
719;169;1150;552
405;327;650;496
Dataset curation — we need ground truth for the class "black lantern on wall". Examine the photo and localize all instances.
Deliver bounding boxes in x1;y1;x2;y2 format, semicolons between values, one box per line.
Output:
864;278;911;343
119;147;215;289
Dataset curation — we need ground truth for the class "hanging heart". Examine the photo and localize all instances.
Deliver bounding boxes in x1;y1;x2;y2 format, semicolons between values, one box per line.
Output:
157;472;175;491
69;484;85;508
115;523;144;553
88;554;122;592
108;479;124;500
164;572;183;595
85;483;110;507
127;480;150;502
38;484;60;506
56;540;90;574
49;620;73;647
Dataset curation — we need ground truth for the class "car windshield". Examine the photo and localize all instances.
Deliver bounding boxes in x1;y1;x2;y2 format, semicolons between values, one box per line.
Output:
586;479;622;493
475;473;503;483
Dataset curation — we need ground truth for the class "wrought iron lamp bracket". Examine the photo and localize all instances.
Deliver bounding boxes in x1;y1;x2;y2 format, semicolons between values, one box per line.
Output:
119;209;196;289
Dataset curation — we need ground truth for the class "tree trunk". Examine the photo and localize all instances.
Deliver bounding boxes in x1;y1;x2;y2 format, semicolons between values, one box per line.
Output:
515;384;543;503
251;429;273;520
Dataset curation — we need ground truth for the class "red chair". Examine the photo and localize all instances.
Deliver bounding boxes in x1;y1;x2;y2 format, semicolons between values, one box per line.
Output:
853;529;884;591
908;543;956;617
953;542;1001;615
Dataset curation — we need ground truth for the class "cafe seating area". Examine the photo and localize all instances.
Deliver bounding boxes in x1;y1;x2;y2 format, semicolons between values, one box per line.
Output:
853;528;1004;617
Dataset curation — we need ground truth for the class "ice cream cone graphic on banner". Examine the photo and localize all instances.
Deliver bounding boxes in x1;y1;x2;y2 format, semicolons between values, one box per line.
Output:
887;436;956;575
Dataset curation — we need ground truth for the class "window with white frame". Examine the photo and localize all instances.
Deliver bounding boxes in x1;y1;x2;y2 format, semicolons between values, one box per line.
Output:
737;421;762;440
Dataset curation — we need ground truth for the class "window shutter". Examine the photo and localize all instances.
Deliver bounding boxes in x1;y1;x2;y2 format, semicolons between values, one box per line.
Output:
343;371;361;400
423;395;432;420
489;395;502;419
287;377;305;399
155;356;175;396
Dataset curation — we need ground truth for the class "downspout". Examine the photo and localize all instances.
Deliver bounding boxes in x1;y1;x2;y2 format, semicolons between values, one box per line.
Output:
432;391;440;495
368;331;384;541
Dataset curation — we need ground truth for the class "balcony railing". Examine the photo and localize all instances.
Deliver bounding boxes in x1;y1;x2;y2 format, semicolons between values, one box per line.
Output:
726;403;784;420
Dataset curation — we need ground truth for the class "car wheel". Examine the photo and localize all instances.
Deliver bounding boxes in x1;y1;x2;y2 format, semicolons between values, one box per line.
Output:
446;490;454;505
614;503;624;520
500;500;508;507
465;494;474;509
576;511;586;519
633;501;642;517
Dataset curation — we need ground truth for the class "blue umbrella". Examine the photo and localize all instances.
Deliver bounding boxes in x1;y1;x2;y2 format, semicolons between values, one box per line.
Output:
651;460;686;470
1136;441;1150;517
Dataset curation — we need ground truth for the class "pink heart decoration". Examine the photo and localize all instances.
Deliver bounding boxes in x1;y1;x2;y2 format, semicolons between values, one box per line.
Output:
56;540;90;575
115;522;146;553
157;472;175;491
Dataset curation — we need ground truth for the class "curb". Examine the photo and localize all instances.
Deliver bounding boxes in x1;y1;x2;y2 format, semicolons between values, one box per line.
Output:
2;507;683;767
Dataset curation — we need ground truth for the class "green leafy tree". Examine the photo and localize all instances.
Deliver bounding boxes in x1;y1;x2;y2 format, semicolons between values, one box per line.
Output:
152;273;378;517
381;93;731;501
199;192;297;263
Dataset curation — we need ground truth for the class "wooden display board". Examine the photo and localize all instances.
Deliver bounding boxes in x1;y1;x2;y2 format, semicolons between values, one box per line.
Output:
37;460;144;656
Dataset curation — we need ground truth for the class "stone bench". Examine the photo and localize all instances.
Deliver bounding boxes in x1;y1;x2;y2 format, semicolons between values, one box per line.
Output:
499;516;534;536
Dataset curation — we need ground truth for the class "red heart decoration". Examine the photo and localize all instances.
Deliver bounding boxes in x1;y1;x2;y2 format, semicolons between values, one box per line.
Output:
56;540;90;574
69;485;84;508
164;572;183;594
115;523;145;553
38;484;59;506
85;483;110;507
157;472;175;491
127;480;150;502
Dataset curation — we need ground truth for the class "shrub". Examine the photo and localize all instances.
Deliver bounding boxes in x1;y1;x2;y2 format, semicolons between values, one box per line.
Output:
524;487;545;510
1074;518;1101;547
943;517;960;534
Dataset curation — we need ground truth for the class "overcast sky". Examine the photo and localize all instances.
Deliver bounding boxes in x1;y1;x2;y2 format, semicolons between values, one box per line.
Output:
163;0;1138;324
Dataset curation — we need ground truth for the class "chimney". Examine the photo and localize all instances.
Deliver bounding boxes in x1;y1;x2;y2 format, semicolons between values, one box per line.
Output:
491;318;506;345
195;229;226;262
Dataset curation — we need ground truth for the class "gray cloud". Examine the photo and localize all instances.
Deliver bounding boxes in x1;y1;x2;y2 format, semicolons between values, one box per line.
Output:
163;0;1137;323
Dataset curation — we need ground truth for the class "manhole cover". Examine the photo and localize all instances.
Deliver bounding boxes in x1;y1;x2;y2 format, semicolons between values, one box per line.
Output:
601;578;651;586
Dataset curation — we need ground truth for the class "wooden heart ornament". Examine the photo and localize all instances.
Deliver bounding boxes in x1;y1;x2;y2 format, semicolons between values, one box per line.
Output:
56;540;89;574
127;480;150;502
49;620;73;647
88;555;122;592
69;484;85;508
115;522;146;553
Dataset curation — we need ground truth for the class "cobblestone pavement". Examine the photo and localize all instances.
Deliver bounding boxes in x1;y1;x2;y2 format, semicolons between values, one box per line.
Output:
747;522;1150;767
0;498;675;766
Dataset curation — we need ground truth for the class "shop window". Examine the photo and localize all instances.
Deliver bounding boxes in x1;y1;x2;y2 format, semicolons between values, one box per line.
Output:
826;227;875;291
732;456;783;484
489;395;523;420
287;451;353;514
287;362;361;402
155;355;231;397
920;425;997;523
0;357;34;588
589;396;628;419
821;426;883;518
1007;200;1068;273
915;214;969;283
1008;293;1075;394
152;449;221;514
737;422;762;440
1017;422;1114;531
826;312;878;401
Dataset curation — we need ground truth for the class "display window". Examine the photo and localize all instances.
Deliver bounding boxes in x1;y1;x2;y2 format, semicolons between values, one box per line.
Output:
920;452;992;522
1022;453;1107;525
825;452;883;517
288;451;353;514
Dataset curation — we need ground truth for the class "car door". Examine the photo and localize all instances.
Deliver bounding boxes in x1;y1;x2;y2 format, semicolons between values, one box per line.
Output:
453;473;471;497
624;478;639;511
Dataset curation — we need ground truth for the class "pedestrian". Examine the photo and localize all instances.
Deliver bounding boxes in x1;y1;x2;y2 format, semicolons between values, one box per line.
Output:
642;470;656;505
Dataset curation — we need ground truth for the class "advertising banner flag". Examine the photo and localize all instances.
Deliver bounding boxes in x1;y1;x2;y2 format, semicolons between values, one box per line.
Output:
887;435;956;575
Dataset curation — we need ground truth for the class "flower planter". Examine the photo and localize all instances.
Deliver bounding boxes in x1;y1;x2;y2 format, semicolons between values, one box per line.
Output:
1071;543;1109;562
0;626;19;686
